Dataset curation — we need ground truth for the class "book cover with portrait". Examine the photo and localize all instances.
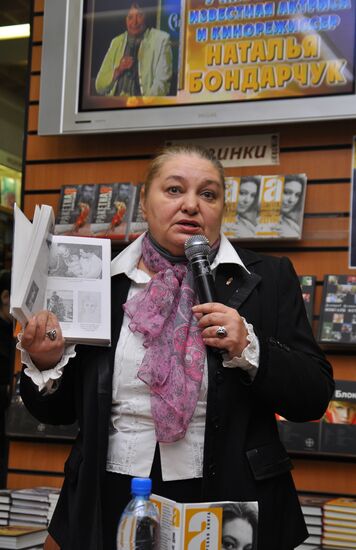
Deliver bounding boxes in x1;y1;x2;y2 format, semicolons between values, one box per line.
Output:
90;182;136;240
55;184;99;236
222;174;307;240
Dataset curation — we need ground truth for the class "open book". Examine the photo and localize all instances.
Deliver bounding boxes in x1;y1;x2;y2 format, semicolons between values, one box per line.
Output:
10;204;111;345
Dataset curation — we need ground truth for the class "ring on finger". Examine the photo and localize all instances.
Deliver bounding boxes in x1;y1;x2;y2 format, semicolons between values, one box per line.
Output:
216;326;228;338
45;329;57;341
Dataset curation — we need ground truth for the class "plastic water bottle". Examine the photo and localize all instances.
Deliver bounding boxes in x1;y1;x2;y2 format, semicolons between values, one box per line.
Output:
116;477;160;550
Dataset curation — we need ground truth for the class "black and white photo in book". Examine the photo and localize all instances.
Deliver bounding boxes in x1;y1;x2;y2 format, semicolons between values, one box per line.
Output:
48;243;103;279
78;291;101;325
318;274;356;345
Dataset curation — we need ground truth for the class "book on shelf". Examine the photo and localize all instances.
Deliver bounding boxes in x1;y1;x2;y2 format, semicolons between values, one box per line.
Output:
299;275;316;325
148;494;258;550
295;545;321;550
325;498;356;516
0;525;47;549
304;515;323;526
0;512;8;520
222;173;307;240
322;537;356;550
298;494;335;516
0;490;11;505
277;380;356;457
300;534;321;545
307;525;322;535
10;507;48;518
318;274;356;345
127;183;148;240
322;535;356;547
325;511;356;522
10;488;59;504
10;204;111;346
90;182;137;240
325;525;356;535
325;519;356;529
9;513;47;525
55;184;99;236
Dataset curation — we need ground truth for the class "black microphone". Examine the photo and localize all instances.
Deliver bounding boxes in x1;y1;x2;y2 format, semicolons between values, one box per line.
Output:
184;235;217;303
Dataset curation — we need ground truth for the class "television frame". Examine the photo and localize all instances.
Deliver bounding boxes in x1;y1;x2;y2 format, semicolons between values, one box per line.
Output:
38;0;356;136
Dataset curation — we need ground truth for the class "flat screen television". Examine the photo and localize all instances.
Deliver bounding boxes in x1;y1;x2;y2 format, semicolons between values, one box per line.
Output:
38;0;356;135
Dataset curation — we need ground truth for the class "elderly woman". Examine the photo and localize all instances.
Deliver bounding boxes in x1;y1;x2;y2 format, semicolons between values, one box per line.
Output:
19;145;333;550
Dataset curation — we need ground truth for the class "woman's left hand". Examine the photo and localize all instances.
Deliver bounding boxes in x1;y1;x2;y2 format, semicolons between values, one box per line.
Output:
192;303;249;359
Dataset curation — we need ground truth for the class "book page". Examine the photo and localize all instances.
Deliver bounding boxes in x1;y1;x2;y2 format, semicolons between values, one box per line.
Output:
46;235;111;344
11;205;33;305
11;205;54;326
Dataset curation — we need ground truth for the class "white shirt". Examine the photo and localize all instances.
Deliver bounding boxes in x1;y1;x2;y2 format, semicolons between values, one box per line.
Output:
20;232;259;481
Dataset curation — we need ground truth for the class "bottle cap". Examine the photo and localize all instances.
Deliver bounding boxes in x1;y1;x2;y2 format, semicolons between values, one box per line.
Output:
131;477;152;496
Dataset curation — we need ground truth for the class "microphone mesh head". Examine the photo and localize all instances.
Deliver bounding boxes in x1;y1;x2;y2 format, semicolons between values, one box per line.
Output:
184;235;211;261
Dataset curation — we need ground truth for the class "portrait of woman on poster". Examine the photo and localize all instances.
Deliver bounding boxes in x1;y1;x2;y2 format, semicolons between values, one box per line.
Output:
279;175;306;238
237;176;261;238
18;145;333;550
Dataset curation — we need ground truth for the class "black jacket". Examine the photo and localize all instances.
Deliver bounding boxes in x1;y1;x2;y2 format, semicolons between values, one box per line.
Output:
20;247;334;550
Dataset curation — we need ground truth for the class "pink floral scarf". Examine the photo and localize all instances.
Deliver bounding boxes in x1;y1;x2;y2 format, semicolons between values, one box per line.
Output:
123;234;206;443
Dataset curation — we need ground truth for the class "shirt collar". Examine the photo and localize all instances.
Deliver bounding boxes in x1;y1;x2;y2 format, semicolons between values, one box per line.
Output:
110;231;250;283
211;232;250;274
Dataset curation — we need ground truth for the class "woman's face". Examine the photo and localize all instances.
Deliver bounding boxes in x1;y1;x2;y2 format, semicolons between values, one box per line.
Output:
281;180;302;214
237;181;258;214
222;517;253;550
141;153;225;256
126;6;146;37
330;402;355;424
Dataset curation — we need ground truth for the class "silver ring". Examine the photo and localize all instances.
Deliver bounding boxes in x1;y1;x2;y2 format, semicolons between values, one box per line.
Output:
216;326;228;338
46;329;57;341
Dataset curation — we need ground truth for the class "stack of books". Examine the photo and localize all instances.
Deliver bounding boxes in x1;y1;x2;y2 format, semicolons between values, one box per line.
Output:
0;491;11;526
298;494;334;548
9;487;60;528
0;525;47;549
323;497;356;548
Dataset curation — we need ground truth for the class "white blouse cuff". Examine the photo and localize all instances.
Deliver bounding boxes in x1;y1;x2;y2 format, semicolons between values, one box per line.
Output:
222;318;260;380
16;333;76;393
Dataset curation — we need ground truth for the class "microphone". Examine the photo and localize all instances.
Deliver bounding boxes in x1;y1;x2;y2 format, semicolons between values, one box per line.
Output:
184;235;218;303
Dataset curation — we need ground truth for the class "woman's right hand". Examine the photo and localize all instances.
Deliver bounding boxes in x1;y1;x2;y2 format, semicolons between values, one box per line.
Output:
20;310;65;371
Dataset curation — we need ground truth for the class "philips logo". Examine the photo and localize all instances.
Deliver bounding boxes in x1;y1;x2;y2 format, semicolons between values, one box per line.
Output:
168;13;180;32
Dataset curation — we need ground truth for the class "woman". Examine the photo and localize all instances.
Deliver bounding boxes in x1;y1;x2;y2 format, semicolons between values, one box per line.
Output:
19;145;334;550
237;176;260;238
221;501;258;550
279;175;305;238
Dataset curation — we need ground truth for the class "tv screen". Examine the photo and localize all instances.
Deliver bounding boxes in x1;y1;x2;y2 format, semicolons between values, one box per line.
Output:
38;0;356;135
